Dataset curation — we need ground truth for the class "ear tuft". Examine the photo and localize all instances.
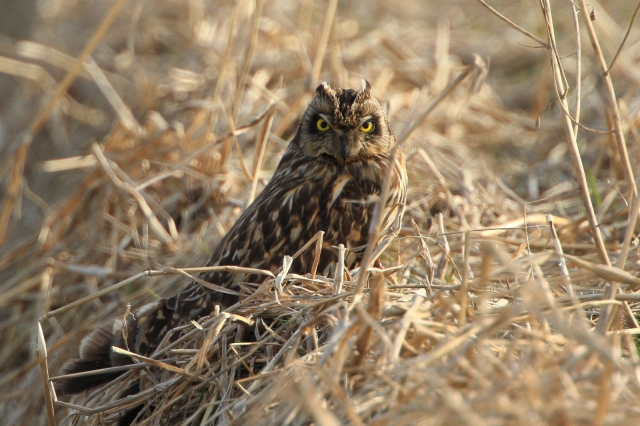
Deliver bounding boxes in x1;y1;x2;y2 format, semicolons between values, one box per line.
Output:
360;79;371;95
316;81;332;97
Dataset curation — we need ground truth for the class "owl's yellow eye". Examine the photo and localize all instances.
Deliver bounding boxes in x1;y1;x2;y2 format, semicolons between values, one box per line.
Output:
359;121;375;133
316;118;331;132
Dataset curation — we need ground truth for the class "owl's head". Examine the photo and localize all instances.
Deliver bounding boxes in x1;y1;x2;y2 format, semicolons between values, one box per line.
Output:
294;80;395;165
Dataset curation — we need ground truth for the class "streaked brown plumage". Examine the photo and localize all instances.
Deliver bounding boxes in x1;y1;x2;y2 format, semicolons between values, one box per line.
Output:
56;81;407;399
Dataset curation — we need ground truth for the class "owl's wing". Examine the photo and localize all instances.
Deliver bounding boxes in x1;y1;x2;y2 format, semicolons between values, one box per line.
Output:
379;154;408;238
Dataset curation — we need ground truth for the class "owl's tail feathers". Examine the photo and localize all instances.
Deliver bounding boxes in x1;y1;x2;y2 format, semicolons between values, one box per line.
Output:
54;313;139;396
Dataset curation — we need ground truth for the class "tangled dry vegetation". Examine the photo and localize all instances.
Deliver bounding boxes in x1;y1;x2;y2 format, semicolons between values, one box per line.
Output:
1;0;640;425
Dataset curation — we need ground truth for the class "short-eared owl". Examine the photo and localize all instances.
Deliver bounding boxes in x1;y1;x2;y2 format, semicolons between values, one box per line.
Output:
56;80;408;399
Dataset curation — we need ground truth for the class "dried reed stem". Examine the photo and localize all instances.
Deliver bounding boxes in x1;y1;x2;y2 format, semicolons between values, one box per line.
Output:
247;110;275;204
578;0;637;201
37;322;56;426
309;0;339;87
577;0;638;332
540;0;611;268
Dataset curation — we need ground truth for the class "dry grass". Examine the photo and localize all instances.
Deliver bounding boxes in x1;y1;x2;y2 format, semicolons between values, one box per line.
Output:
1;0;640;425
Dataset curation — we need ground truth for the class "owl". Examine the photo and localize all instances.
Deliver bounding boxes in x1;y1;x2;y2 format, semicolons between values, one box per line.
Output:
56;80;408;398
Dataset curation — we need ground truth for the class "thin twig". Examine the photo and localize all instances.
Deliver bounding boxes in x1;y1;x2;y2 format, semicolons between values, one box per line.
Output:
474;0;550;48
578;0;638;333
616;178;640;269
36;322;55;426
579;1;638;204
458;231;471;324
309;0;339;87
334;244;345;295
568;0;582;137
435;213;450;280
91;143;176;249
310;231;324;279
607;1;640;73
84;57;143;134
247;110;275;205
541;0;611;267
546;215;575;298
234;0;264;116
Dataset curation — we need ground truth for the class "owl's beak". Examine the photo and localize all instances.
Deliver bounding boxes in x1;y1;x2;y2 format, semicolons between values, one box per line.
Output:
339;134;349;162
